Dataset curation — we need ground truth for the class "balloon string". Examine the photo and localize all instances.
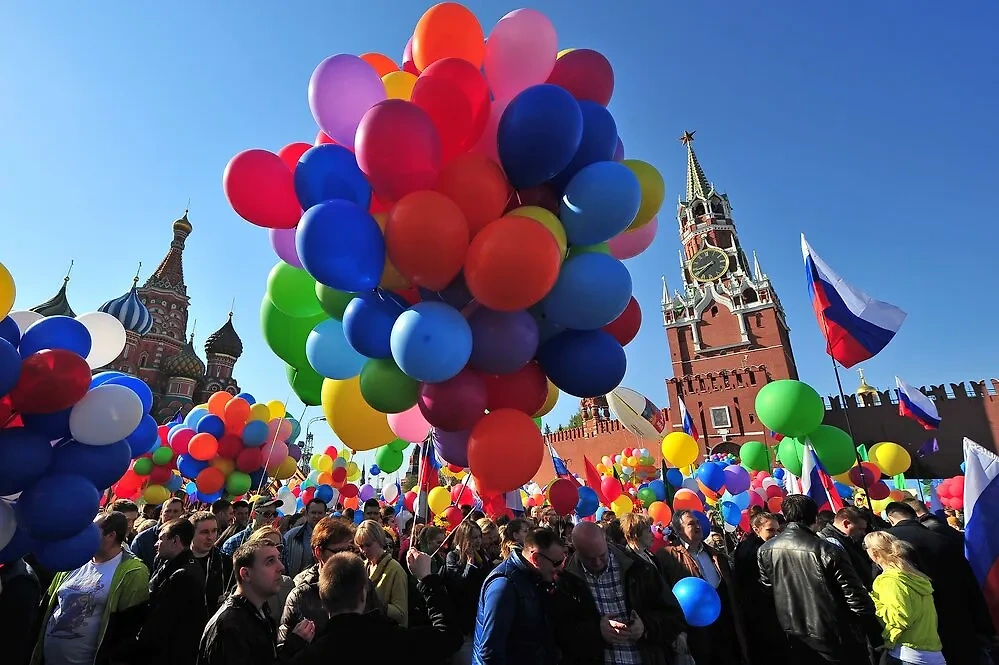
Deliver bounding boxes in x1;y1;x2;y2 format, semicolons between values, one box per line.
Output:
409;439;426;548
252;390;296;499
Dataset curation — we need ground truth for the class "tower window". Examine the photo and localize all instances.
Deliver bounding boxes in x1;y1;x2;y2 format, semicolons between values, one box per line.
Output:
711;306;718;317
710;406;732;429
692;202;706;217
711;200;725;215
139;354;148;368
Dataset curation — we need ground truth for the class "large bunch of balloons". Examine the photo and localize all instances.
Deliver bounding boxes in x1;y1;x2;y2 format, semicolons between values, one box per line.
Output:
936;475;964;510
223;3;663;498
596;446;658;483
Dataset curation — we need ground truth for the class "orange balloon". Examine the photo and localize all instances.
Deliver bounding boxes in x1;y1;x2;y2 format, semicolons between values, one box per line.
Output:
343;495;360;510
767;496;784;513
672;488;704;513
465;216;561;311
361;52;399;77
412;2;485;71
223;397;251;430
385;190;469;290
467;408;544;494
317;471;333;486
196;467;225;495
435;153;511;237
648;501;673;525
207;391;231;417
188;433;219;462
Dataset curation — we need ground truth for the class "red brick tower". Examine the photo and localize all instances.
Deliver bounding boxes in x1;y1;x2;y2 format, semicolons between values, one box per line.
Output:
662;132;798;456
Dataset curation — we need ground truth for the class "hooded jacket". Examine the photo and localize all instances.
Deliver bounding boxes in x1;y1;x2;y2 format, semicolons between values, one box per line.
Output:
871;568;942;652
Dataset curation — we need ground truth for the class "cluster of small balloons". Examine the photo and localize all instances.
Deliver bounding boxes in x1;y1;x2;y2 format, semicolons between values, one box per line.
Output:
223;3;663;498
706;452;738;466
596;446;658;483
936;475;964;510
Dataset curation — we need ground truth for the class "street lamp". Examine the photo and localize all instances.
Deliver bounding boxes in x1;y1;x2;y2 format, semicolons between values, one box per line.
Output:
300;416;327;474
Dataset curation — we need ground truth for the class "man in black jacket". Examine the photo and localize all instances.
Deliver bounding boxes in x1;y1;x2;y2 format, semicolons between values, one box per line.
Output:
818;506;875;590
0;558;40;665
190;511;235;616
758;495;879;664
903;497;963;543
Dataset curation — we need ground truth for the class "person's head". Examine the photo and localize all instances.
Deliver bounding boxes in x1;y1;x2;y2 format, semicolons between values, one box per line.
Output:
251;497;282;528
341;508;355;523
160;497;184;524
453;521;483;558
499;518;529;559
833;506;869;541
781;495;819;529
94;511;128;559
417;525;445;555
108;499;139;535
380;505;398;531
572;522;611;574
354;519;387;562
751;512;780;542
864;531;924;577
816;510;835;531
156;518;195;560
601;519;626;547
232;500;250;526
233;541;285;598
671;510;704;546
619;513;654;551
305;499;328;528
312;517;357;565
477;518;499;551
523;528;566;582
190;511;219;557
211;498;232;526
884;501;918;526
362;499;381;523
903;497;930;517
318;552;368;616
247;525;284;557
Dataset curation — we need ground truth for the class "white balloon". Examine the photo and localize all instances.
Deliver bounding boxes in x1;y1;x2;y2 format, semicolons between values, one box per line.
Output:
7;310;43;335
276;487;296;512
69;384;144;445
0;500;16;551
76;312;127;369
383;482;400;504
761;477;778;489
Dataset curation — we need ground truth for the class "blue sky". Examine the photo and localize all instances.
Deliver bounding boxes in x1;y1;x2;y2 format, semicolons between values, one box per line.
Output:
2;2;996;462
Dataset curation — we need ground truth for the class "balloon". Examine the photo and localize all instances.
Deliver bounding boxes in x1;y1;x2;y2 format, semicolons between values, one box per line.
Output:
623;160;666;230
359;358;420;413
385;191;469;291
480;361;548;415
382;71;417;100
672;488;704;513
602;296;641;346
0;263;12;319
470;97;509;165
294;144;372;211
374;445;405;474
341;291;407;362
296;200;385;292
308;54;386;149
223;398;251;431
723;465;751;495
267;262;322;318
355;100;441;203
575;486;599;517
0;338;20;398
662;432;699;468
103;375;154;415
435;154;511;238
68;384;143;446
608;216;658;260
755;380;825;438
21;408;71;440
411;58;490;160
533;380;559;418
507;206;567;259
543;253;632;330
75;312;127;369
390;302;472;383
50;439;131;491
427;485;451;515
665;468;684;487
536;330;626;398
467;308;539;375
869;441;911;476
601;476;623;501
222;149;301;229
17;474;99;541
242;419;269;447
559;161;641;245
613;137;624;161
0;315;21;346
362;52;399;77
467;409;544;494
321;376;396;451
548;478;578;516
464;216;562;311
673;577;721;627
804;425;857;476
739;441;771;472
849;462;881;488
269;227;303;269
483;9;558;101
432;428;471;468
19;315;92;359
611;494;634;517
776;438;806;477
0;501;17;553
188;433;219;461
305;318;367;380
0;428;55;496
546;48;614;106
697;462;725;492
315;283;356;321
278;142;312;172
35;523;102;572
417;274;473;311
196;467;225;495
412;2;485;70
550;101;618;191
498;84;583;189
387;405;433;443
418;369;487;432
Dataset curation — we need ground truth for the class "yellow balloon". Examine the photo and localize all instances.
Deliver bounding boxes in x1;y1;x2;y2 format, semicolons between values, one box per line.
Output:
0;262;14;319
316;454;333;473
272;456;298;480
533;379;560;417
611;494;634;516
143;484;170;505
623;160;665;231
382;71;417;100
374;212;410;290
508;206;567;260
869;441;911;477
267;400;286;420
870;497;892;515
321;376;396;451
249;403;272;422
428;486;451;515
662;431;698;467
211;458;235;475
557;48;575;59
833;471;853;486
346;461;360;482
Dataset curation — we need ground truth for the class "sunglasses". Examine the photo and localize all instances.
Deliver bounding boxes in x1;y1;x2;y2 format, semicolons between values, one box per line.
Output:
323;544;359;556
537;552;566;568
257;511;278;519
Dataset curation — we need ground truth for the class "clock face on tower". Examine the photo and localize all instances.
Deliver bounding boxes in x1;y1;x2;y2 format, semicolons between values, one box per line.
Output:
689;247;729;282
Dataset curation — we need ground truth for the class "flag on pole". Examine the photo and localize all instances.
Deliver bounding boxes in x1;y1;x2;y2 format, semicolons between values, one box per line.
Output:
584;456;607;505
678;398;700;441
166;409;184;426
895;376;941;430
769;430;785;443
963;437;999;628
547;441;580;487
800;443;845;512
916;437;939;458
801;234;906;368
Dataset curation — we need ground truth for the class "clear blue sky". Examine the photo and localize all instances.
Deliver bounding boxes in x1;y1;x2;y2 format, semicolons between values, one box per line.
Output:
2;2;996;461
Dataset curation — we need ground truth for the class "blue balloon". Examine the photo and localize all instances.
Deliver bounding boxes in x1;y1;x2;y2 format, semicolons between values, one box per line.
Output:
90;371;127;388
773;468;786;481
185;481;197;495
672;577;721;627
200;490;224;503
185;407;209;430
543;253;632;330
732;491;752;510
0;428;55;496
22;408;72;440
306;318;367;380
720;500;742;526
35;523;102;572
294;144;372;211
297;200;385;292
0;316;21;346
16;474;100;541
177;454;209;478
594;506;607;521
0;527;36;564
697;462;726;493
665;468;684;487
370;464;381;476
961;461;967;474
418;274;474;311
50;439;131;491
537;329;626;398
242;420;269;447
575;486;599;517
0;337;22;398
104;375;154;414
18;315;92;359
341;291;407;360
834;481;854;499
236;392;256;405
315;484;334;503
390;302;472;383
196;414;226;438
560;161;642;245
125;415;159;458
648;479;667;502
164;473;184;492
353;510;364;525
550;101;619;192
498;84;584;189
528;305;565;345
690;510;712;537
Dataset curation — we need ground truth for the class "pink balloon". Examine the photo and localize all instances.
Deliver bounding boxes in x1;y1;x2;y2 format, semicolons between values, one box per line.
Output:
402;36;420;75
355;100;441;202
263;440;289;468
546;48;615;106
223;149;301;229
608;216;658;260
388;405;432;443
309;55;387;149
483;9;558;101
418;369;487;432
749;490;765;508
268;227;303;269
471;97;510;165
267;418;293;443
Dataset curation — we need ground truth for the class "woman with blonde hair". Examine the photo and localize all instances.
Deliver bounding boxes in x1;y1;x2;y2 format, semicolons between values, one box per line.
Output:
498;518;528;559
476;518;500;564
355;519;408;626
246;525;296;618
864;531;945;665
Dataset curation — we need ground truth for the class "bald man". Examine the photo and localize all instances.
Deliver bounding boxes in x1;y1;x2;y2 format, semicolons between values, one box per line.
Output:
548;522;686;665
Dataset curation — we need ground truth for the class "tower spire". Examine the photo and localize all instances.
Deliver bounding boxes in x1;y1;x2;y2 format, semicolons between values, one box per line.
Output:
64;259;74;283
144;210;192;295
753;251;763;281
679;130;711;201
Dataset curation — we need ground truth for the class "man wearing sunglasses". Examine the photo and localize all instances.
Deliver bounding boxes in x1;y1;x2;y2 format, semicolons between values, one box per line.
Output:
221;497;283;558
278;517;384;647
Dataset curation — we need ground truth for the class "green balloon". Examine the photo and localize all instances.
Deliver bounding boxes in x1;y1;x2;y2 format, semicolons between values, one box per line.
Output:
805;425;855;475
637;487;656;507
776;438;805;477
567;242;610;259
226;471;252;496
388;438;410;452
260;296;327;370
151;446;174;466
739;441;770;472
315;283;357;321
375;445;405;473
286;363;323;406
533;417;543;430
755;380;824;438
133;457;154;476
359;358;420;414
267;262;323;318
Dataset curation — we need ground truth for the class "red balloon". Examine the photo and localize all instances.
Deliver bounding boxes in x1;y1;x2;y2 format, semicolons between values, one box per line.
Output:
223;149;301;229
451;483;475;506
418;369;487;432
331;466;347;486
603;296;641;346
478;361;547;415
764;484;783;499
278;142;312;172
315;131;336;145
480;491;507;518
301;486;316;505
411;58;490;161
404;491;417;512
236;447;263;473
148;465;173;484
170;429;195;456
546;49;615;106
392;285;422;306
507;184;560;215
848;462;881;488
340;483;359;499
601;476;623;502
442;505;464;528
468;410;543;495
10;349;91;414
447;463;464;473
548;479;578;516
217;433;243;459
867;481;891;501
385;191;469;290
355;100;441;203
767;496;783;513
157;425;170;446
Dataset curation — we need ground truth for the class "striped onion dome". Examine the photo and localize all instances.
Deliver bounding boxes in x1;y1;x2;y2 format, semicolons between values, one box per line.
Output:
99;277;153;335
164;334;206;380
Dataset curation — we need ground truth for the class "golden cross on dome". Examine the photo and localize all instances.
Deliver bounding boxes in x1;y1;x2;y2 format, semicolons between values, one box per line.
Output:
679;130;696;145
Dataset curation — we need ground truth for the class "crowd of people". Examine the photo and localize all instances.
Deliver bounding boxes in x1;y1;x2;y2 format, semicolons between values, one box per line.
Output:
1;488;994;665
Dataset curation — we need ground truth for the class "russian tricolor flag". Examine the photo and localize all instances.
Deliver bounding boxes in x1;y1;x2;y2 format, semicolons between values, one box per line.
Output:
895;376;941;430
800;442;844;512
678;398;700;442
801;235;907;369
963;437;999;629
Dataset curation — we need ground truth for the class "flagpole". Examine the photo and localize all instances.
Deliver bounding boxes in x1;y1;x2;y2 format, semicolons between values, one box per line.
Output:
831;358;874;512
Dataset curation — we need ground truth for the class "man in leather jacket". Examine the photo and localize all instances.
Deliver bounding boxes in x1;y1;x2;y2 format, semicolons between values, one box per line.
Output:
758;495;880;664
818;506;875;589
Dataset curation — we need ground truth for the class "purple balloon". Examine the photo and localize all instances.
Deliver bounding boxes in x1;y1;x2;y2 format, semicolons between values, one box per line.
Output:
468;308;539;374
287;443;303;462
308;54;387;149
723;464;750;495
358;484;376;502
432;428;471;468
613;137;625;162
269;227;303;269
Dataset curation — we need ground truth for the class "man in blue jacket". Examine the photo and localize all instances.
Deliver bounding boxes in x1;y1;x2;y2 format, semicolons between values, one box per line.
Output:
472;527;564;665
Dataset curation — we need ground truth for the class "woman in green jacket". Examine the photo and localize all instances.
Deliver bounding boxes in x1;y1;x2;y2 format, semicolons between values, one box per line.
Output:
865;531;945;665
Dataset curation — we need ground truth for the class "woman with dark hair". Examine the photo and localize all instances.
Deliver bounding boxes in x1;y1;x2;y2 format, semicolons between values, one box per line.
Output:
444;521;493;664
